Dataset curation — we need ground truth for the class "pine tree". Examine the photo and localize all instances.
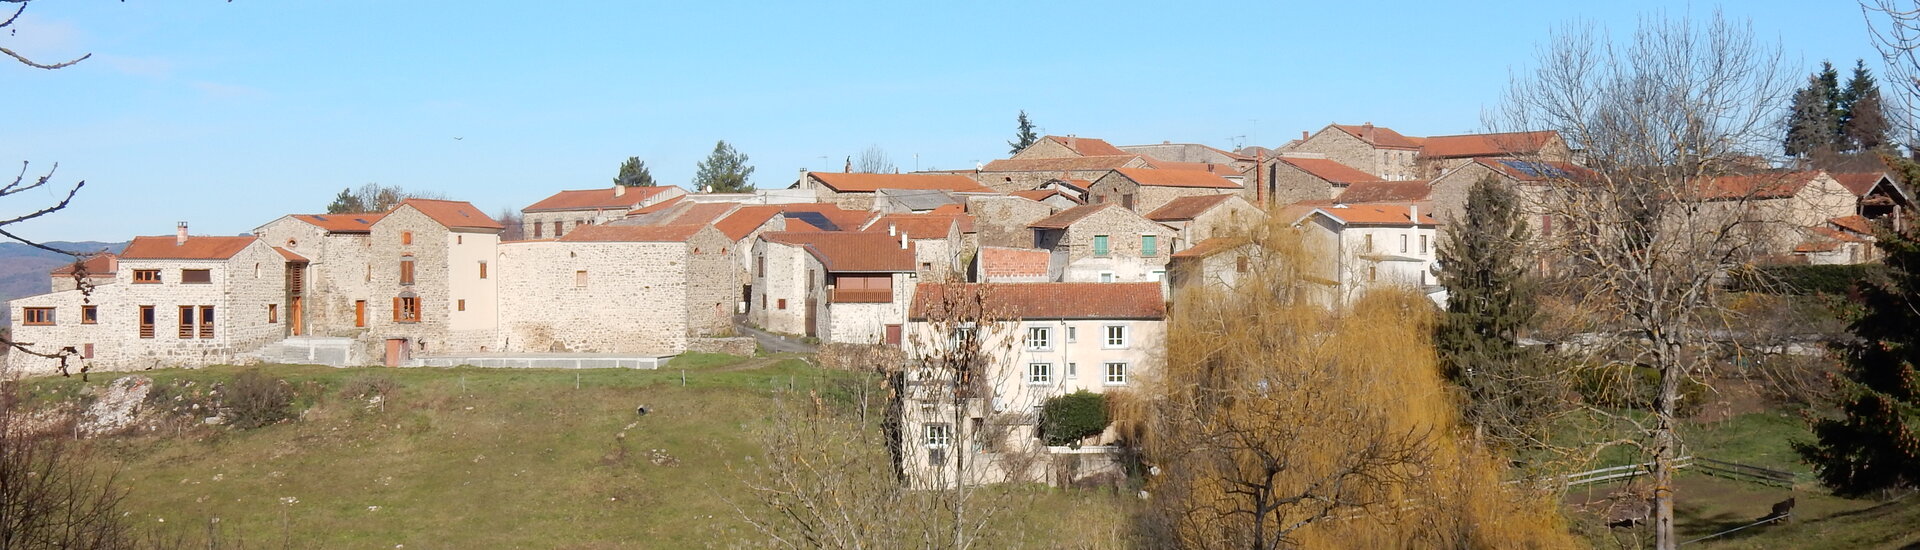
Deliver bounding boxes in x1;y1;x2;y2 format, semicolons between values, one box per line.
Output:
1434;174;1547;446
614;156;656;187
1842;60;1891;152
1785;72;1842;158
1007;110;1038;155
1797;226;1920;496
692;140;755;193
326;187;366;214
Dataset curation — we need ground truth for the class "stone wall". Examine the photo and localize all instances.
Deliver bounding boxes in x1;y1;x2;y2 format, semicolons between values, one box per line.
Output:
1184;197;1265;244
1267;161;1344;206
748;238;815;336
495;239;693;354
821;272;913;344
968;196;1055;249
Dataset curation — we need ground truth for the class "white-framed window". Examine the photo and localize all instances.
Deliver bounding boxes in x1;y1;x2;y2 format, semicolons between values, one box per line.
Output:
1028;363;1052;384
1026;326;1051;351
1099;271;1115;283
1104;324;1128;349
1104;362;1128;385
1419;234;1429;255
1150;270;1165;282
1066;326;1077;343
1066;362;1078;378
1400;234;1408;254
924;423;952;448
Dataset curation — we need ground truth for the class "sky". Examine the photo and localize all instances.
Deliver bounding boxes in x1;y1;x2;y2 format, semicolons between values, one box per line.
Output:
0;1;1892;242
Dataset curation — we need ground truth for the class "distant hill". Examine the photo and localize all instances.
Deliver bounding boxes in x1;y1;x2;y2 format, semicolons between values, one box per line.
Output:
0;240;126;325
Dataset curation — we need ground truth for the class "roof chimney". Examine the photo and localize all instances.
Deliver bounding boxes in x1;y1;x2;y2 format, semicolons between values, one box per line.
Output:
1408;204;1419;224
1363;122;1375;142
888;223;897;236
1067;135;1078;150
1302;130;1309;140
844;156;853;173
899;231;909;250
176;222;188;246
613;184;626;198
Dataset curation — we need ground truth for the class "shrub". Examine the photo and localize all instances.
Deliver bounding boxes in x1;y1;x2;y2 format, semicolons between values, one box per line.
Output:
225;370;293;429
1726;264;1888;295
337;374;398;401
1573;363;1706;417
1039;391;1108;447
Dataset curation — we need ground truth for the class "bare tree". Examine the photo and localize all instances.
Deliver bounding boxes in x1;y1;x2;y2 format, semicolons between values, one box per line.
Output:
494;207;525;241
1863;1;1920;137
0;385;139;548
1493;12;1792;549
0;0;89;70
855;145;896;174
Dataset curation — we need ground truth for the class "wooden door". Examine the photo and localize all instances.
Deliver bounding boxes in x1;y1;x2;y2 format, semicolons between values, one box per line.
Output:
384;338;407;367
290;297;304;336
355;300;366;327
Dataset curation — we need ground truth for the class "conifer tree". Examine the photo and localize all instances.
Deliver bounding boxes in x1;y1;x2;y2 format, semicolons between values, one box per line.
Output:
325;187;365;214
1434;174;1547;446
613;156;656;187
1786;71;1842;157
1797;227;1920;496
692;140;755;193
1007;110;1038;155
1842;60;1892;152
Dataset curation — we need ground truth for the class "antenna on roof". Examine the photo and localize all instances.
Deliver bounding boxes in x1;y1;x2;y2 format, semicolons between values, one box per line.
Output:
1228;135;1246;149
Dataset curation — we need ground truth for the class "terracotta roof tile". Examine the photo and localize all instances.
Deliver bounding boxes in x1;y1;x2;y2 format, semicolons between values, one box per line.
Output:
1042;135;1130;156
983;155;1144;172
50;253;116;276
1301;204;1438;227
1831;172;1890;196
122;236;259;260
399;199;504;230
1335;181;1431;203
1145;159;1244;175
1146;194;1236;221
666;202;741;226
810;172;992;193
1171;237;1248;259
626;195;686;216
558;224;709;243
1829;215;1874;235
1028;204;1114;229
866;213;971;239
976;247;1051;279
1112;167;1241;189
1011;189;1084;204
1274;157;1383;185
1693;172;1822;200
292;213;385;233
272;247;310;262
1331;124;1423;150
1475;158;1594;182
929;203;966;215
909;282;1166;321
524;186;680;212
761;231;915;272
1418;131;1559;159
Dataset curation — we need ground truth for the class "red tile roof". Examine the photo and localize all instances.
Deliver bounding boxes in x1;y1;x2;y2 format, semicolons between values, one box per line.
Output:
1693;172;1822;200
1112;167;1242;189
524;186;679;212
1331;124;1423;150
1302;204;1438;227
1171;237;1249;259
122;236;260;260
272;247;310;262
1028;204;1115;229
929;203;966;215
761;231;916;273
1274;157;1383;185
1336;181;1431;203
626;195;686;216
714;205;791;241
810;172;993;193
292;213;385;233
1418;131;1559;159
1829;215;1874;235
1146;159;1244;175
1042;135;1130;156
558;224;709;243
666;202;741;226
1011;189;1084;204
976;247;1051;279
50;253;116;276
1831;172;1891;196
1474;158;1594;182
983;155;1144;172
1146;194;1237;221
909;282;1166;321
865;213;971;239
400;199;504;230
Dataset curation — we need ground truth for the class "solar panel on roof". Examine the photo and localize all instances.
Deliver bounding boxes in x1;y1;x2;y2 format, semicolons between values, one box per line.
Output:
312;215;329;221
784;212;840;231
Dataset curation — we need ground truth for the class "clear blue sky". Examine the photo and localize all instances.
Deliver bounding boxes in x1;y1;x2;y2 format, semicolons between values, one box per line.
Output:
0;1;1887;242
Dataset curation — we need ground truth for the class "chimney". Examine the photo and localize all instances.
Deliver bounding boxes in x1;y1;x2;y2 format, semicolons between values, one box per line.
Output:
899;232;909;250
1067;134;1078;150
844;156;853;173
613;184;626;198
176;222;189;246
1408;204;1419;224
888;223;897;236
1363;122;1375;142
1301;130;1309;140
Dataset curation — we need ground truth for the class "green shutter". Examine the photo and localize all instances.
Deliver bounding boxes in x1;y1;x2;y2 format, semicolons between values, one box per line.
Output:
1142;235;1157;256
1094;235;1109;256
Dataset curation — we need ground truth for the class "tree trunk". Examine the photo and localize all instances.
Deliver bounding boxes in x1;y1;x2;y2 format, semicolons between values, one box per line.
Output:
1653;338;1683;550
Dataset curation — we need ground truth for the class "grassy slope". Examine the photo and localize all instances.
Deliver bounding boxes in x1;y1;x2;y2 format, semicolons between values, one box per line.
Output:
27;355;1131;548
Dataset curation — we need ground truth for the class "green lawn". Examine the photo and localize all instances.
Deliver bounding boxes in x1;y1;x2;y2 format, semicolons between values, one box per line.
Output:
21;358;1132;548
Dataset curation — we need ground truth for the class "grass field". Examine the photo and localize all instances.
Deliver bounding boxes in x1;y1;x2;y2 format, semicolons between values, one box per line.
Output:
22;355;1133;548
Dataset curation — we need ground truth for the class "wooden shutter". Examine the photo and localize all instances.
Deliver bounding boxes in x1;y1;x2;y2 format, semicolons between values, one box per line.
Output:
392;297;401;321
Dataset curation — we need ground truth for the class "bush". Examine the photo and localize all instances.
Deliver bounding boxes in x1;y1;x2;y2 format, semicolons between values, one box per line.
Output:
337;373;398;401
1573;363;1706;417
1039;391;1108;447
225;370;293;429
1727;264;1888;295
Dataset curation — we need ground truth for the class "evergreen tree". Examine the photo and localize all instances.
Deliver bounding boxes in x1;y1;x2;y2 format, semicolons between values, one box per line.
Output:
1007;110;1038;155
1797;226;1920;496
1842;60;1892;152
326;187;365;214
614;156;656;187
1785;71;1842;157
1434;174;1548;446
692;140;755;193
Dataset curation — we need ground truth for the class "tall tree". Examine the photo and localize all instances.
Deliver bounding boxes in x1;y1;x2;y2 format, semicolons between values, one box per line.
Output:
855;145;896;174
613;156;656;187
1797;225;1920;496
693;140;755;193
1434;174;1552;448
325;183;444;214
1842;60;1893;152
1007;110;1038;155
325;187;365;214
1786;71;1842;157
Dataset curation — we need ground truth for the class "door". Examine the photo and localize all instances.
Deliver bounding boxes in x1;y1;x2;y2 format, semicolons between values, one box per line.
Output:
384;338;409;367
355;300;367;327
290;297;304;336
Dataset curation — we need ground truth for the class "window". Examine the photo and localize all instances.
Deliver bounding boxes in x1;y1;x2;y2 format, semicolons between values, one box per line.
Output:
365;264;373;283
393;296;421;323
1364;234;1374;252
1066;326;1077;343
533;222;543;239
1104;325;1128;349
199;306;214;339
1099;272;1115;283
133;269;161;284
1368;265;1378;282
1141;235;1157;257
355;300;367;327
22;307;53;326
479;262;488;279
267;304;278;323
400;256;416;285
777;298;787;310
1066;362;1077;378
1237;256;1250;273
755;256;765;277
1093;235;1109;256
401;231;413;245
182;269;211;284
1028;363;1052;384
81;305;97;324
139;306;155;338
1400;234;1408;254
1105;362;1128;385
1026;326;1051;351
552;221;563;238
1150;270;1165;282
1420;234;1428;255
924;423;952;448
831;274;893;303
82;343;93;359
1541;214;1554;237
575;270;588;288
178;306;196;339
457;299;466;312
456;235;462;245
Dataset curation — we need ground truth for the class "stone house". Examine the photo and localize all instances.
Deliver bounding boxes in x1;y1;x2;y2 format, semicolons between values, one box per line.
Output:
864;212;972;280
1285;123;1425;181
749;231;919;344
1425;157;1588;235
1293;203;1441;305
1011;135;1133;159
521;185;686;240
7;229;289;376
1145;194;1264;245
1085;167;1242;214
1832;171;1915;231
1413;130;1570;178
973;156;1152;193
1689;171;1860;258
355;199;504;363
705;203;878;309
1028;204;1179;284
1256;155;1385;207
1167;237;1257;294
1794;215;1879;265
973;246;1051;283
252;212;386;339
898;282;1165;488
792;172;993;211
49;252;118;292
968;195;1060;249
495;224;734;354
1119;142;1252;166
1011;188;1084;210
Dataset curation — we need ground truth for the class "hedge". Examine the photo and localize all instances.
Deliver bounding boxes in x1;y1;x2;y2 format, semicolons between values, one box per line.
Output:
1726;264;1887;295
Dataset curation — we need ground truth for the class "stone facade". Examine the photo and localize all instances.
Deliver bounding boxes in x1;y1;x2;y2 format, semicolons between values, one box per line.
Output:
495;226;732;354
1286;126;1420;181
1033;206;1179;283
749;234;917;343
1295;206;1440;305
969;196;1057;249
1164;196;1264;245
360;205;501;357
